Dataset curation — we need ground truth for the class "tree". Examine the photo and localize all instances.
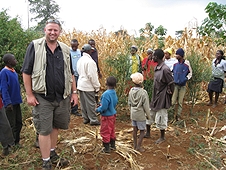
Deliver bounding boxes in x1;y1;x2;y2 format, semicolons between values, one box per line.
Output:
199;2;226;46
154;25;167;37
139;22;154;38
154;25;167;49
0;9;41;82
28;0;60;32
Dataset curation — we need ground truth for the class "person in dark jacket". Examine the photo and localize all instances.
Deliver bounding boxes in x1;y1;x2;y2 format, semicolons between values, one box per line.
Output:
88;39;102;78
146;49;174;144
172;48;192;121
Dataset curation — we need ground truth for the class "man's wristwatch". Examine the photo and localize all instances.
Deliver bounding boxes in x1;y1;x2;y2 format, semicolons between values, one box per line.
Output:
72;90;78;94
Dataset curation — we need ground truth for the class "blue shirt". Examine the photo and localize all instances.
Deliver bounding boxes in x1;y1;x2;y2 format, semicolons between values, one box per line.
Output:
173;60;190;86
96;89;118;116
70;49;81;76
0;67;22;106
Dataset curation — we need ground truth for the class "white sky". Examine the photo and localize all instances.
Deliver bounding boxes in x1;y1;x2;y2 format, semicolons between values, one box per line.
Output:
1;0;225;36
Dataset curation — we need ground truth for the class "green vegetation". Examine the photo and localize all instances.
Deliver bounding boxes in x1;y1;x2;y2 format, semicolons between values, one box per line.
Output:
28;0;60;32
0;10;41;83
104;53;130;106
199;2;226;46
186;51;212;114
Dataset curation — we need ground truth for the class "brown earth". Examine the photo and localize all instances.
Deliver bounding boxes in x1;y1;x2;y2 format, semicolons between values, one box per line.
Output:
0;98;226;170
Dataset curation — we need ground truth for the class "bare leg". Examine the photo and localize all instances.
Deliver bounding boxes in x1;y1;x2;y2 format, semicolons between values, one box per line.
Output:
155;129;165;144
137;130;145;152
39;128;59;159
35;132;39;148
225;94;226;104
133;126;138;150
213;92;219;106
50;128;59;149
207;91;213;105
39;134;51;159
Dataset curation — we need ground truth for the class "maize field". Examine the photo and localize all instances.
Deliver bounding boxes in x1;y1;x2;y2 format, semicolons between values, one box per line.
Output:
59;27;224;85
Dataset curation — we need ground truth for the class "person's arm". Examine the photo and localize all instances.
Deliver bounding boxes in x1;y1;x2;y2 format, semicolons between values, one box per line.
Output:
0;70;11;107
92;50;102;78
21;42;39;106
22;73;39;106
71;75;78;106
143;90;151;120
185;60;192;80
128;93;132;108
223;60;226;76
96;95;109;113
164;67;175;94
87;61;100;92
95;51;101;73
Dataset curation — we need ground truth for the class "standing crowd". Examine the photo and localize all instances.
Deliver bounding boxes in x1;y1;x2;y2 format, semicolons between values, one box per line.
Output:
0;18;225;170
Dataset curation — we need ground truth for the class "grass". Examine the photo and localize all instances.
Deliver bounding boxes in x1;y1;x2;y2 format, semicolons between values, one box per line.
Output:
186;117;225;169
218;108;226;120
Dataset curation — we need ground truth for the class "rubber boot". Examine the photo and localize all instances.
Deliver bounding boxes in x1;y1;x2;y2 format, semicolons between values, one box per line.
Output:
110;139;116;150
103;142;110;153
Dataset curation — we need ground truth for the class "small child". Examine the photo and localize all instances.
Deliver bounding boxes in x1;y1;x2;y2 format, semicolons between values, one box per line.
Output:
96;76;118;153
128;72;150;152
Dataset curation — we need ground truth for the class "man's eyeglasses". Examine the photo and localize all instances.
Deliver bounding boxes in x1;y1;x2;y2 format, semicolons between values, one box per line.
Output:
46;19;61;27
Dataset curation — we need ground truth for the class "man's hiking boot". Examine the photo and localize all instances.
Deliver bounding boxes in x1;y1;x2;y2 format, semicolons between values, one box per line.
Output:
50;150;69;167
42;159;52;170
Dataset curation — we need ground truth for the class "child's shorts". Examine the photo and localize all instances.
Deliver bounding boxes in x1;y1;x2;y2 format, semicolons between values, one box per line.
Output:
132;120;146;130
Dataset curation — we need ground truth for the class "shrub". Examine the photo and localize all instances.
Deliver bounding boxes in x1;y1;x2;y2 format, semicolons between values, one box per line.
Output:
186;51;212;114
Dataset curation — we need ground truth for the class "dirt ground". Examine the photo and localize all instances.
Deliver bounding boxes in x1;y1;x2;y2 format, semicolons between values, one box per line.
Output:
62;101;226;170
1;98;226;170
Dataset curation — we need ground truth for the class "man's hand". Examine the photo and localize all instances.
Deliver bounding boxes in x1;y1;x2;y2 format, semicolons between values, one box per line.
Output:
26;94;39;106
71;93;78;107
98;72;102;79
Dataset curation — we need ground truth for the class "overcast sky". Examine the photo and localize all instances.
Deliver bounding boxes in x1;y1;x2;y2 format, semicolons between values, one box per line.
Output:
1;0;225;36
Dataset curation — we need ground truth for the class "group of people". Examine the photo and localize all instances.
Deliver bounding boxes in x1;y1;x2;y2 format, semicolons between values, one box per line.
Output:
128;45;226;151
127;46;192;151
0;17;225;170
